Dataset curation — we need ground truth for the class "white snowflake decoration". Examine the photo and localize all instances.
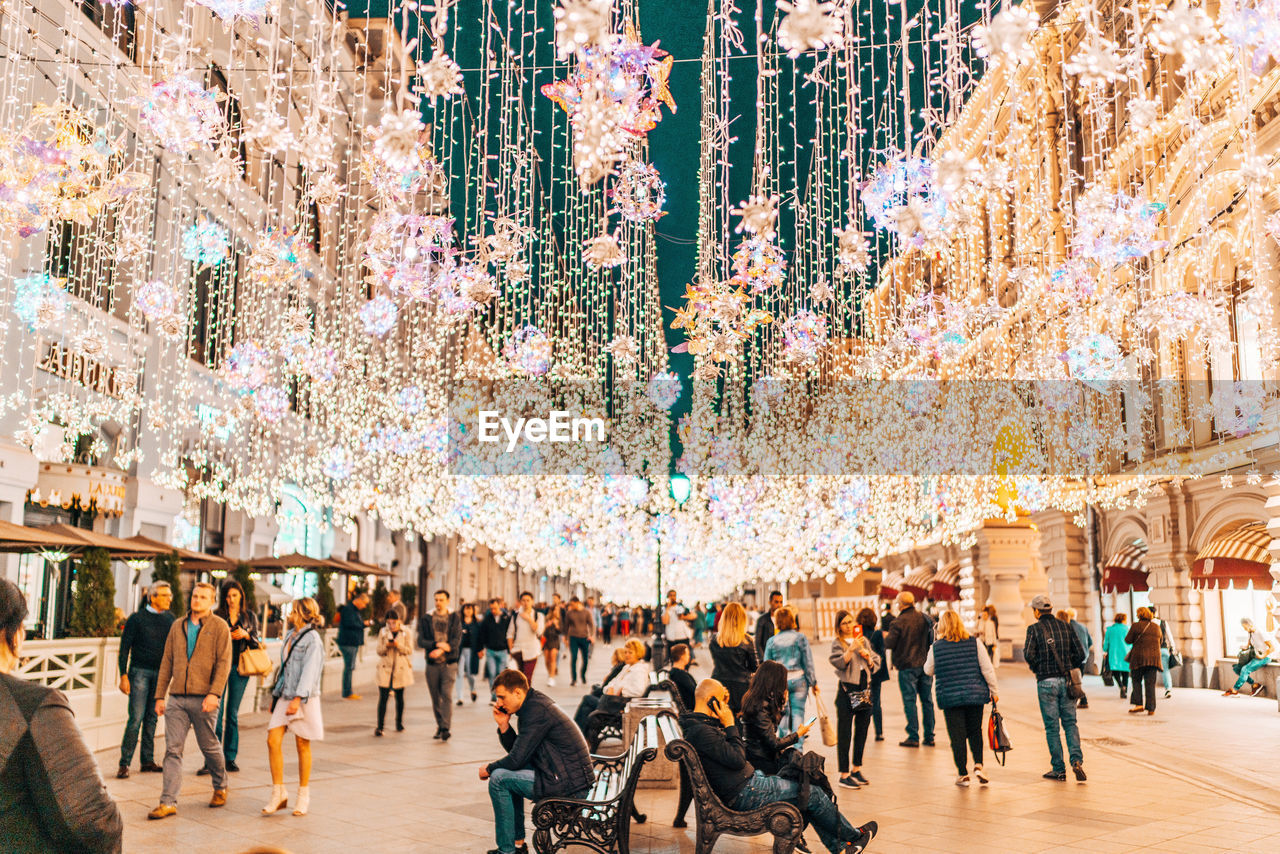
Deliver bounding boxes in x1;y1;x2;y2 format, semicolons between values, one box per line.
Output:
583;232;627;270
834;224;870;276
971;4;1038;62
732;193;780;239
1150;0;1230;77
605;334;640;364
359;294;399;337
646;371;683;410
776;0;845;58
417;52;465;100
371;109;426;174
554;0;615;61
1063;29;1127;88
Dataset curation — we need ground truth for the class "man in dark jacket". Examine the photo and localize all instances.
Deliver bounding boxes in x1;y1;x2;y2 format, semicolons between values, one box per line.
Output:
419;589;463;740
336;592;370;699
478;597;513;699
754;590;784;662
480;669;592;854
680;678;878;854
116;581;175;778
1024;595;1087;781
883;591;935;747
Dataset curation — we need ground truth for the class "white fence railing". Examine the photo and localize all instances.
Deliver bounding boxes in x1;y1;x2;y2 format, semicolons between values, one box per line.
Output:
802;596;880;641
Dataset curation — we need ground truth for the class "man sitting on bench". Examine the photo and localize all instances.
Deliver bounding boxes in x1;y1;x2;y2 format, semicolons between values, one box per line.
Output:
680;678;879;854
480;670;593;854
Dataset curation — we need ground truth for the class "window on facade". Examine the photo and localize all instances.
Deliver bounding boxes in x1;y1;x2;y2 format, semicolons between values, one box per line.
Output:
1208;281;1265;436
80;0;136;61
273;484;334;599
188;234;241;368
45;213;120;313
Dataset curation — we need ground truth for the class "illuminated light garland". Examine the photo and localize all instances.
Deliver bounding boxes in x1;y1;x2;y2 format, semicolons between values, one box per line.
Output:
181;218;231;266
646;370;682;410
193;0;273;26
134;77;227;153
775;0;845;58
359;294;400;337
583;231;627;270
11;274;68;330
611;159;666;221
780;309;829;367
136;280;185;339
252;385;290;423
503;326;553;376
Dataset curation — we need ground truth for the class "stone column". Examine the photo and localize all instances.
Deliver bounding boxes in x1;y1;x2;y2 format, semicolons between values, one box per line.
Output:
975;522;1041;661
1266;473;1280;587
1143;482;1204;687
1033;509;1100;666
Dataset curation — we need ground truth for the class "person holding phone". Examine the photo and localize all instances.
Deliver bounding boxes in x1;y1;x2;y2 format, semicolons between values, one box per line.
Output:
680;678;879;854
830;609;881;789
741;661;813;776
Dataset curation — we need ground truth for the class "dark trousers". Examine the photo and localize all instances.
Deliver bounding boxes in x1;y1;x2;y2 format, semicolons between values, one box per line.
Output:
869;679;883;738
897;667;935;742
725;679;749;715
377;686;405;729
1130;665;1158;712
574;694;601;732
512;652;538;683
942;705;985;776
602;622;613;644
1113;669;1130;696
569;637;590;682
835;682;872;773
120;667;159;767
339;644;360;697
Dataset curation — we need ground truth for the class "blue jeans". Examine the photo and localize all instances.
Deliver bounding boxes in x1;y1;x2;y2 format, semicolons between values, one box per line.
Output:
120;667;159;767
897;667;935;742
1160;648;1173;691
1036;677;1082;773
781;677;809;748
488;768;537;853
569;636;590;683
215;669;250;762
339;644;360;697
456;652;477;701
1234;656;1272;690
733;770;865;854
484;649;511;699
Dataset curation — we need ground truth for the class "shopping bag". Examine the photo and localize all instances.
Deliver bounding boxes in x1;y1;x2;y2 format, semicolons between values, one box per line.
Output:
987;703;1012;766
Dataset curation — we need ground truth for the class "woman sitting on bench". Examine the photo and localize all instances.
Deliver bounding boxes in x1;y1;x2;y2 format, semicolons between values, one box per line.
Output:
572;639;651;741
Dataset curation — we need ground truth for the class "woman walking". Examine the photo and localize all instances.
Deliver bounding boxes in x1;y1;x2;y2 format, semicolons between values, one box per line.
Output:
456;602;481;704
1102;613;1132;699
1124;607;1163;715
763;606;820;744
977;605;999;664
830;609;880;789
375;612;413;735
856;607;889;742
542;604;563;687
0;579;123;852
263;597;325;817
213;579;260;773
924;611;998;787
709;601;759;713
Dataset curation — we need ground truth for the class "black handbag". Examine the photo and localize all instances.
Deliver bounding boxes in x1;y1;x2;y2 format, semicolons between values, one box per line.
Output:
1044;629;1085;700
1237;646;1257;668
840;679;872;713
987;703;1012;765
1100;657;1114;687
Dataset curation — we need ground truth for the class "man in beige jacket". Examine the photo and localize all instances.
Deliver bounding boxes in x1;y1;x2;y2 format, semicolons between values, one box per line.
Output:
148;581;232;819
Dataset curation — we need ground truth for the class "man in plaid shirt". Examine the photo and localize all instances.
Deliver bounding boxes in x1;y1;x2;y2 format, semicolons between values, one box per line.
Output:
1023;594;1088;782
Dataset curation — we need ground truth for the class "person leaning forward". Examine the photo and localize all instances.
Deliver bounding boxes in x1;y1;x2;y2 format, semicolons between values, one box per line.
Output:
479;669;593;854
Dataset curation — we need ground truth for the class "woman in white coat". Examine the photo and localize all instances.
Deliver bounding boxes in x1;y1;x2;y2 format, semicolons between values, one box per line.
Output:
375;612;414;735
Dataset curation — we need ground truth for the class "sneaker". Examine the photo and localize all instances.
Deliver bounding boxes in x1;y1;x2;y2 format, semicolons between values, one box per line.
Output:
1043;770;1067;780
851;770;869;786
147;804;177;820
1077;702;1089;709
1119;689;1127;699
898;739;919;748
375;728;384;737
973;765;988;785
548;677;556;687
848;820;877;853
1223;688;1239;696
956;775;970;787
1128;706;1144;713
471;692;478;702
838;774;860;789
1164;690;1172;699
225;760;239;772
346;694;363;701
456;700;463;706
433;729;442;740
116;765;129;779
874;734;884;742
1072;761;1087;781
1251;683;1265;697
396;725;405;732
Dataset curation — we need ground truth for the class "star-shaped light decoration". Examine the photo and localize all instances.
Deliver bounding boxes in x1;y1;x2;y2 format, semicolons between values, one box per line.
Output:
776;0;845;58
1150;0;1230;78
833;223;871;277
604;334;640;364
583;231;627;270
1063;29;1127;88
732;193;780;239
971;4;1038;62
417;52;465;100
371;109;426;173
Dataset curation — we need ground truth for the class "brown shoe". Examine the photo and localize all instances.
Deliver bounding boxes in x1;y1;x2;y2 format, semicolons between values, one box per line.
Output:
139;762;164;773
147;804;177;820
116;765;129;779
209;789;228;808
346;694;363;701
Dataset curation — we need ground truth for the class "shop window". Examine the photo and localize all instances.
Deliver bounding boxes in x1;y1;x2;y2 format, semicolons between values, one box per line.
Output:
274;485;334;600
81;0;136;61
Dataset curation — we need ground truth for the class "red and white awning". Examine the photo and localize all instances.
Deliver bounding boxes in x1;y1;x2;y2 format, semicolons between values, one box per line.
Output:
929;561;961;601
1192;522;1275;591
901;565;936;598
1102;540;1149;593
879;570;905;600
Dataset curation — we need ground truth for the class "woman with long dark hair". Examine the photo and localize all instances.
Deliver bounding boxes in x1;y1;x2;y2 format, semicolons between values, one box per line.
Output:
0;578;122;851
740;660;814;776
213;578;260;773
831;610;880;789
855;607;889;742
456;602;481;704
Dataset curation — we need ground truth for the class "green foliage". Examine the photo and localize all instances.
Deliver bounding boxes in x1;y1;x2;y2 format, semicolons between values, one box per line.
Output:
400;582;418;622
152;550;184;616
233;562;257;612
372;580;389;623
315;570;336;625
68;547;116;637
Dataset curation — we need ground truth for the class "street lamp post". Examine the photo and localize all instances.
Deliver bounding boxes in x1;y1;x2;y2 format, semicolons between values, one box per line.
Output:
652;473;691;672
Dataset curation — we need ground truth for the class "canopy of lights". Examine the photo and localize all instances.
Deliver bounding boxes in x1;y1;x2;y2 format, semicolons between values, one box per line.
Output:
0;0;1275;601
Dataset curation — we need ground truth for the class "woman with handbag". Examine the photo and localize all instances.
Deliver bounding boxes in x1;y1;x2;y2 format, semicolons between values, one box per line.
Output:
212;579;261;774
855;607;889;742
1124;607;1163;714
1102;613;1132;699
1225;617;1274;696
925;611;998;787
375;612;414;735
263;597;326;817
830;609;880;789
763;606;821;746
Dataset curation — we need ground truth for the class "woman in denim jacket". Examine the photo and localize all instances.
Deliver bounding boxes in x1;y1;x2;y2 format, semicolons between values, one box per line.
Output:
762;606;821;746
263;597;326;818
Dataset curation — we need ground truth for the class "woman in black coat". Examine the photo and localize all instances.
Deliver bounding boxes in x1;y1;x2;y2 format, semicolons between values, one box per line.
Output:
708;602;758;713
0;579;123;853
740;661;816;776
857;607;890;742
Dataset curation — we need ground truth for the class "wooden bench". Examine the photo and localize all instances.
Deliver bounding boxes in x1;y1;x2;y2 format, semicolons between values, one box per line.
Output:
531;713;661;854
656;713;803;854
588;669;668;752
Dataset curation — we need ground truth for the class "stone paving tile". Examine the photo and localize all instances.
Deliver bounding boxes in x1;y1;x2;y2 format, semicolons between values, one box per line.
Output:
97;640;1280;853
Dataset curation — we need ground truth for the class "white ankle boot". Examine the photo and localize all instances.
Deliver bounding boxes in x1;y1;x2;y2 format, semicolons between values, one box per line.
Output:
292;786;310;816
262;785;288;815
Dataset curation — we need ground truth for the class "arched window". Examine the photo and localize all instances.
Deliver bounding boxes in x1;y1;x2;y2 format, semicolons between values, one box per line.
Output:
274;485;334;599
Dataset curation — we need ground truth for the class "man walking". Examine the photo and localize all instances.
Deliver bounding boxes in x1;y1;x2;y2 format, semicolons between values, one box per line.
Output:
478;598;513;699
564;596;593;687
116;582;175;779
336;591;370;700
663;588;696;666
386;588;407;623
1149;605;1178;698
480;669;593;854
754;590;784;663
1024;595;1087;782
884;591;935;747
419;589;462;741
147;582;232;819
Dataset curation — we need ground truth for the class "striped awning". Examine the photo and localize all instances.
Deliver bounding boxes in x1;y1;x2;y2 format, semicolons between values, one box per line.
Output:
901;565;936;598
929;561;961;601
879;570;905;600
1102;540;1149;593
1192;522;1275;590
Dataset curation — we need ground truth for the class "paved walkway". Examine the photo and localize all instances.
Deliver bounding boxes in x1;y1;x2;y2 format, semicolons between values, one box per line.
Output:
98;639;1280;854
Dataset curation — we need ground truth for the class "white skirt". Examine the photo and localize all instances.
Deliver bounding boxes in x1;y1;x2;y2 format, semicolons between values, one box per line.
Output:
268;695;325;741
